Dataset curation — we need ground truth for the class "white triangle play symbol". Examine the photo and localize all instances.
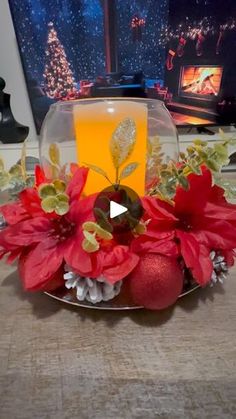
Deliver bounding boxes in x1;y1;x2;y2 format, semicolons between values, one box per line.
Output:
110;201;128;219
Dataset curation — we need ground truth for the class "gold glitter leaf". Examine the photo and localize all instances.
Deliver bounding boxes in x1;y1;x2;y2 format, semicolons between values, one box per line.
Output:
0;158;5;171
49;143;60;165
21;140;27;179
119;162;139;180
84;163;109;179
110;118;136;169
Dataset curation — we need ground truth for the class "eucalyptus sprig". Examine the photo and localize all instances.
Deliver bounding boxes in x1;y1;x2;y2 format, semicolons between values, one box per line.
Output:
149;130;236;202
38;180;69;215
0;140;34;196
82;221;113;253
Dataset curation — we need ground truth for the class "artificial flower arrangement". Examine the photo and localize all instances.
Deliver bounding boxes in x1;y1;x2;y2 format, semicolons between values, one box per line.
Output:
0;121;236;310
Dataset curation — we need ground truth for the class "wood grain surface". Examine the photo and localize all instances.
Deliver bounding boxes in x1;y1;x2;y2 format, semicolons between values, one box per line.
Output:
0;261;236;419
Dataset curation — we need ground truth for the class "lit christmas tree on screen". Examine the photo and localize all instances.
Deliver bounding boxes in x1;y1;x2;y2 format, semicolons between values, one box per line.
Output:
43;22;76;99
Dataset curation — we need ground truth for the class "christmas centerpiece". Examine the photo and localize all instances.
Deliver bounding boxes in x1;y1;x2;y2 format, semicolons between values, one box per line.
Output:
0;99;236;310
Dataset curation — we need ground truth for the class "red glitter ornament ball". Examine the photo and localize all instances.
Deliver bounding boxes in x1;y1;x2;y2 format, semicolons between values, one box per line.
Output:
128;254;184;310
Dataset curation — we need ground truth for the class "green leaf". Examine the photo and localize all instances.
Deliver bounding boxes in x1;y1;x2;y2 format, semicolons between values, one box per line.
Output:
55;200;69;216
186;146;195;156
41;196;58;213
179;152;186;160
110;118;136;168
82;221;113;240
25;176;35;187
178;175;189;190
0;171;10;188
83;221;98;231
160;169;172;178
57;193;69;203
9;164;23;177
53;179;66;193
0;158;4;171
213;143;228;161
228;138;236;145
197;149;208;159
93;207;113;233
134;222;147;235
49;143;60;165
82;231;99;253
38;183;57;199
206;159;221;172
119;162;139;180
219;128;226;141
193;139;207;146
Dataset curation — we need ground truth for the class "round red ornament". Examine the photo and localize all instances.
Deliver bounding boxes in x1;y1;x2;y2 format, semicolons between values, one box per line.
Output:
127;254;184;310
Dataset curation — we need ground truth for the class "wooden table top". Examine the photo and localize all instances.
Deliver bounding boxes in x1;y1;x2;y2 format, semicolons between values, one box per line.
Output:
0;261;236;419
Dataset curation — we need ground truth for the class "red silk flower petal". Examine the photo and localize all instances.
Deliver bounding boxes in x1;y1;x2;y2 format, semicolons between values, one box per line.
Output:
192;245;213;286
1;217;51;247
194;219;236;250
63;235;103;279
142;196;177;221
102;246;139;284
175;166;212;215
131;231;177;257
177;230;213;285
35;165;46;187
0;202;28;225
19;238;63;291
204;201;236;223
68;194;97;224
19;188;45;218
42;266;65;292
66;167;89;202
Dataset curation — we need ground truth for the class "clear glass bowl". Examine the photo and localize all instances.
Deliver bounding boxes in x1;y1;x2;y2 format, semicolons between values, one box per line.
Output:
40;98;179;194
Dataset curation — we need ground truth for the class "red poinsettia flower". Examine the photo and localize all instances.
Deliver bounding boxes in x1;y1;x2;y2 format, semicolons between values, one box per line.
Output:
0;167;91;289
66;231;139;285
133;166;236;286
0;165;139;290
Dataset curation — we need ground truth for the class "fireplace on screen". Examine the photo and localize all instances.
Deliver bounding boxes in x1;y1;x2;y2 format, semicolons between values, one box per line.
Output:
179;65;223;100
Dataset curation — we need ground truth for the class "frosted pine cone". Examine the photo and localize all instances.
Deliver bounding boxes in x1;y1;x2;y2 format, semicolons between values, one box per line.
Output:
64;270;122;304
210;251;229;286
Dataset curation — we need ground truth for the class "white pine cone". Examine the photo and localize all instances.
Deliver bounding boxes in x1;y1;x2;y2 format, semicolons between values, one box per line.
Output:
210;251;229;286
64;271;122;304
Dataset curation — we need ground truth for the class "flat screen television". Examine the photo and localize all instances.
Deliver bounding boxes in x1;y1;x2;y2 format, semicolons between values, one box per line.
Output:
8;0;236;131
179;66;223;100
165;0;236;126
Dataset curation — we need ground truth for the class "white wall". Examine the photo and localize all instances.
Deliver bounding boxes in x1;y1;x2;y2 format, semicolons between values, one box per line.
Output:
0;0;37;142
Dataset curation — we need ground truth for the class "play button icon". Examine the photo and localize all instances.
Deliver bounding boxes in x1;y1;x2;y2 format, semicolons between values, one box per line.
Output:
93;185;143;233
110;201;128;219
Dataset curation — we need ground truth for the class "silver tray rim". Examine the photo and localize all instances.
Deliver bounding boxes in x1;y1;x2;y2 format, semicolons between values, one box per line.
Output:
45;284;200;311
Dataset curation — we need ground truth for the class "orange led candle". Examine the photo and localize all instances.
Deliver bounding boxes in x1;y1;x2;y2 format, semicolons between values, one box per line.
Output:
74;100;147;196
